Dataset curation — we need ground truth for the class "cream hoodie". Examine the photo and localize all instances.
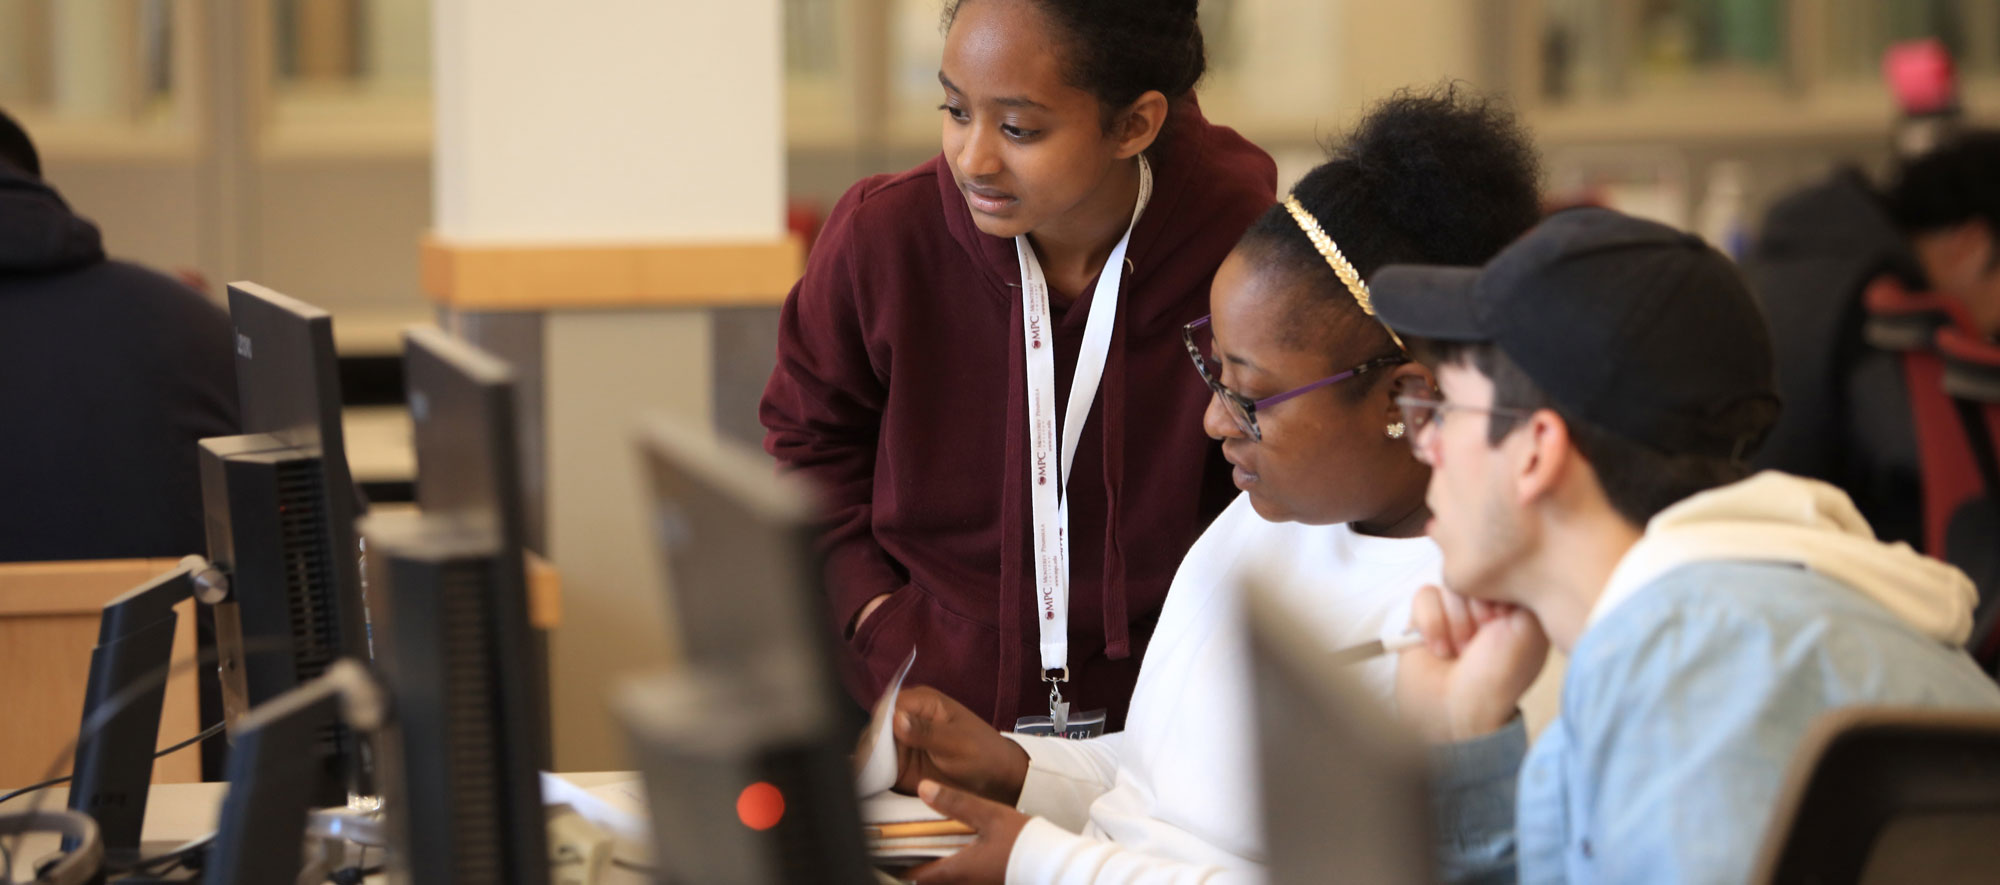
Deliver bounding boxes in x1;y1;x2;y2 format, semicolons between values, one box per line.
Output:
1592;471;1978;643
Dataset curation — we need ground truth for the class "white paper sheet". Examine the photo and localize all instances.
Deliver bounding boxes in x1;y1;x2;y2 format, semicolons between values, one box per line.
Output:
854;648;918;797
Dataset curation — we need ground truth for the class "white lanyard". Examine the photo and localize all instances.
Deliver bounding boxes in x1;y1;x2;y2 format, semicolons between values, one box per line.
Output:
1019;156;1152;693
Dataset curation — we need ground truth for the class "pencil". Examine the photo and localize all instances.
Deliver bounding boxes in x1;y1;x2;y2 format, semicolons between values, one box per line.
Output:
1329;630;1424;665
865;819;979;839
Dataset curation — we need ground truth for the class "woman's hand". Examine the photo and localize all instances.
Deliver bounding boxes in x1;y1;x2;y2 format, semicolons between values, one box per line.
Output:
904;780;1030;885
892;687;1031;804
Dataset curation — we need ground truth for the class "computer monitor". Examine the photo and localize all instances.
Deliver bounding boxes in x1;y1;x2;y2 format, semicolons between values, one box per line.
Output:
203;660;380;885
634;416;846;723
199;281;372;807
616;417;871;885
228;283;361;515
64;560;200;864
1245;572;1433;885
360;327;548;885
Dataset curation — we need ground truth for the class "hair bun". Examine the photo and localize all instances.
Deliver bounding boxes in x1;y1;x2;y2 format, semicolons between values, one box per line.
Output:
1334;85;1543;268
1242;83;1541;292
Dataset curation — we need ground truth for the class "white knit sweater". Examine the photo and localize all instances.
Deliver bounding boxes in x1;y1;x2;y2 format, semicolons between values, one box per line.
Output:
1002;494;1441;884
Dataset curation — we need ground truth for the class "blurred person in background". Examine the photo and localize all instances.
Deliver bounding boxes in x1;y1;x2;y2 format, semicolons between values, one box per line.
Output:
1746;131;2000;658
1745;41;1988;554
1888;131;2000;341
0;107;238;563
1744;160;1928;547
0;107;238;778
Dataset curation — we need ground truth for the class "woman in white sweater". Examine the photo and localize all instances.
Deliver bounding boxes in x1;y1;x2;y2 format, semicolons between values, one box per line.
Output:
894;88;1545;885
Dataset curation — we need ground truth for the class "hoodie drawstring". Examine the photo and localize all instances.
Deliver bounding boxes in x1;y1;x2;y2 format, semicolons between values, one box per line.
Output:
1100;319;1132;660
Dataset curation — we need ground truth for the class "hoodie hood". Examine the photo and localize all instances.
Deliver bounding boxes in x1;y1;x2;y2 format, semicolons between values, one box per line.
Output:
1743;170;1927;505
0;162;105;274
1592;471;1978;644
1752;167;1923;288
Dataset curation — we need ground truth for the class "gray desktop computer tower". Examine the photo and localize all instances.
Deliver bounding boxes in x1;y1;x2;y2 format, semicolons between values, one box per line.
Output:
199;433;372;808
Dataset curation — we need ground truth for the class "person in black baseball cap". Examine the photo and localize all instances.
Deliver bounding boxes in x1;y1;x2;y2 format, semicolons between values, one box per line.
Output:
1371;207;1999;883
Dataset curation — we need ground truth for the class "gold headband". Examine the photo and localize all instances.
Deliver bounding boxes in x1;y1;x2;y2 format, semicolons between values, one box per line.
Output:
1281;195;1406;351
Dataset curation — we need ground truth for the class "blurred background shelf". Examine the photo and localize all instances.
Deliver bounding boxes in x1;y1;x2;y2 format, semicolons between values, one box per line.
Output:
3;0;1996;320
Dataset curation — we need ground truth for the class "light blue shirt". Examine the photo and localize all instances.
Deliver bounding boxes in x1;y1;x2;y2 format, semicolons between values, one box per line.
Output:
1434;561;2000;884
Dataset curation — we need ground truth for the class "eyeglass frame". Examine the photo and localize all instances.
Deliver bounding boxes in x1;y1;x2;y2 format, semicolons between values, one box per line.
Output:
1182;314;1408;443
1391;393;1538;463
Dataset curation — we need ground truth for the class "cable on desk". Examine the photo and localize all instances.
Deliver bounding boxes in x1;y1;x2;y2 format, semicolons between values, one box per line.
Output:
104;832;215;876
0;721;228;808
327;863;384;884
153;720;227;761
2;637;294;875
0;775;71;810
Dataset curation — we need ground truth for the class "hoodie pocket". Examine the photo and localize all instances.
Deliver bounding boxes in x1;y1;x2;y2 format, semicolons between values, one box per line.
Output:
850;582;922;657
846;582;1003;720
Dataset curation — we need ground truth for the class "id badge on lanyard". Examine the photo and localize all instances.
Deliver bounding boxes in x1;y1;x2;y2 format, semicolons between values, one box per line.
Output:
1010;156;1151;740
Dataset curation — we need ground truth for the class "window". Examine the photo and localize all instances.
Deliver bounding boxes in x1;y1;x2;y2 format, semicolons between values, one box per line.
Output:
0;0;180;127
1541;0;1788;103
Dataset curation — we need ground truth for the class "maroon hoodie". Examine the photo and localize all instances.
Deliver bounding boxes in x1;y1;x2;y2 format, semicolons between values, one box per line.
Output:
762;104;1276;728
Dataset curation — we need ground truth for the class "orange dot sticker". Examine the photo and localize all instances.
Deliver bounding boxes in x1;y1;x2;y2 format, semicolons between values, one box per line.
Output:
736;781;786;831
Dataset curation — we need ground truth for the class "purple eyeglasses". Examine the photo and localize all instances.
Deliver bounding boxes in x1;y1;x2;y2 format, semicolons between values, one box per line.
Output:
1183;315;1406;442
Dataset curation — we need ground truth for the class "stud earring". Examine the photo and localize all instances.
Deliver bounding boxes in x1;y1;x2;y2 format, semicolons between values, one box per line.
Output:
1386;422;1407;440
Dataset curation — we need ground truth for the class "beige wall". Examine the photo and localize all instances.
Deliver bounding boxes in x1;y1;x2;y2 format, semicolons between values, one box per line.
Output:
41;154;430;321
432;0;787;771
432;0;783;244
541;311;708;767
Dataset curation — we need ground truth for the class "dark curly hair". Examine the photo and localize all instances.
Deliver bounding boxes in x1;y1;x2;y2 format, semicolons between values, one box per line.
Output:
1241;85;1543;360
943;0;1205;137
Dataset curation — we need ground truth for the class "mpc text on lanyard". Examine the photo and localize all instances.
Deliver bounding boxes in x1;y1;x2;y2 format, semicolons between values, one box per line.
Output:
1011;156;1152;741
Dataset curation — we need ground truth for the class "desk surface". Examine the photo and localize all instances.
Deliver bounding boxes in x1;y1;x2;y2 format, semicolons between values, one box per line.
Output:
333;310;436;359
343;404;416;486
1;772;648;883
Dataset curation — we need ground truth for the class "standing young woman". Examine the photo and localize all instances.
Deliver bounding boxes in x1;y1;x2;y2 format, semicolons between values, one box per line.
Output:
761;0;1275;729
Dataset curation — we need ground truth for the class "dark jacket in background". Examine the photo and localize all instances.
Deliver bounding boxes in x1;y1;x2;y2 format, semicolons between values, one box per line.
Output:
1744;167;1929;548
0;163;238;562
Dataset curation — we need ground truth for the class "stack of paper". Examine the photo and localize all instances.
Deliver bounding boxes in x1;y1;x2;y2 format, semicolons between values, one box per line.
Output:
855;651;975;869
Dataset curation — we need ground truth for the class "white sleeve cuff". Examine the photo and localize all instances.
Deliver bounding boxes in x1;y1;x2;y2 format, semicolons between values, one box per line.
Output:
1004;816;1257;885
1007;816;1091;885
1002;732;1123;833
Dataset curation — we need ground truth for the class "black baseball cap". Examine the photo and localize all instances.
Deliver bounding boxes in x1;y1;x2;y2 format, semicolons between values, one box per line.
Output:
1370;207;1779;460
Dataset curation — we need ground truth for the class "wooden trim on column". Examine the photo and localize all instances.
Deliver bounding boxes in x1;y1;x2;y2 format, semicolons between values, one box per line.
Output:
526;552;561;631
421;234;804;310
